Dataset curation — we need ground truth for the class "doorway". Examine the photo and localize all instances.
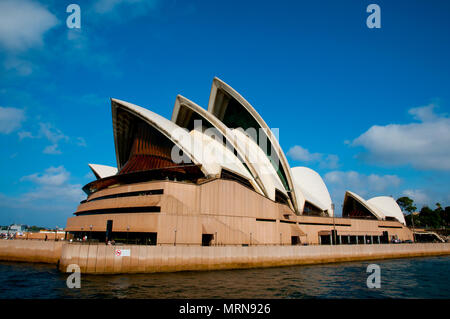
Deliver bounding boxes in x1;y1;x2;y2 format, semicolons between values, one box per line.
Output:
202;234;214;246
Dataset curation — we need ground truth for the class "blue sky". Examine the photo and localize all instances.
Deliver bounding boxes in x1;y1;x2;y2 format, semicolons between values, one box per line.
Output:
0;0;449;227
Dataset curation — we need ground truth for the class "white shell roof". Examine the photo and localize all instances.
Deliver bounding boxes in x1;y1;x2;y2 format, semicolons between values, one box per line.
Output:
344;191;405;224
189;130;262;191
100;79;411;224
88;164;118;179
112;98;267;195
111;98;216;177
291;167;333;216
344;191;385;220
171;95;265;195
231;128;288;202
367;196;406;225
207;77;301;213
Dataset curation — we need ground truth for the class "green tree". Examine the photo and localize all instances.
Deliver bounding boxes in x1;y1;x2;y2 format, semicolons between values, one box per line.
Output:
26;225;46;232
444;206;450;226
397;196;417;227
419;205;442;229
433;203;444;228
397;197;417;214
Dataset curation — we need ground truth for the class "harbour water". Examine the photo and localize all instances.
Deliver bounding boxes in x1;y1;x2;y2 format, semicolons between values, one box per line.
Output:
0;256;449;299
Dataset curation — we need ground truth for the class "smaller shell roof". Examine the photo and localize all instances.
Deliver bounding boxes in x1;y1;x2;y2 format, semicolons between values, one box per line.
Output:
344;191;407;225
367;196;406;225
344;191;386;220
291;167;333;215
88;164;118;179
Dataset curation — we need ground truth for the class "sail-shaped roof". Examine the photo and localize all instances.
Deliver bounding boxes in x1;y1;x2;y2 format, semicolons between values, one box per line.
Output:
343;191;385;220
291;167;333;216
367;196;406;225
342;191;406;225
88;164;118;180
112;98;214;177
207;77;301;213
231;128;288;202
171;95;265;195
82;79;413;222
189;129;261;191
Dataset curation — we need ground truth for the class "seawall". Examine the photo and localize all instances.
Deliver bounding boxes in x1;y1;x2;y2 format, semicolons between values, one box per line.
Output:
0;240;63;264
58;243;450;274
1;241;449;273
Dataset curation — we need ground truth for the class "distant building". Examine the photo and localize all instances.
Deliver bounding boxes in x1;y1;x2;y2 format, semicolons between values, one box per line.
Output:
0;224;27;237
10;224;27;232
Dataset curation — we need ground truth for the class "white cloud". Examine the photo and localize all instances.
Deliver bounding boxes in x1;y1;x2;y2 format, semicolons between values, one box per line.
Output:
352;104;450;171
408;104;440;122
36;123;68;155
93;0;160;17
287;145;321;161
325;171;401;194
3;57;33;76
401;188;450;208
43;144;61;155
322;154;339;169
0;106;25;134
18;131;34;139
287;145;339;169
93;0;126;13
401;189;430;207
324;170;401;214
19;166;83;202
39;122;69;144
21;166;69;186
18;120;86;154
76;137;87;147
0;0;58;51
0;166;84;226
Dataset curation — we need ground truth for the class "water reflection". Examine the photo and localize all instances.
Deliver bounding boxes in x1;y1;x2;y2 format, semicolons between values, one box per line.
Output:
0;256;448;299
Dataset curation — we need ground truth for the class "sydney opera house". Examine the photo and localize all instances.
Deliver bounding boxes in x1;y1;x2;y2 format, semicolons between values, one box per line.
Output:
66;78;413;246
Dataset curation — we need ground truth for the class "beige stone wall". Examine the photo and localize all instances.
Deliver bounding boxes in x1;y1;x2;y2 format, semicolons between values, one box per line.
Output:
58;243;450;274
66;179;414;246
0;240;64;263
1;239;448;274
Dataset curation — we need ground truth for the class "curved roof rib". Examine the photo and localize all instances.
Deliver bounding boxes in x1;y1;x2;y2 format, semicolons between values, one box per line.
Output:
111;98;214;177
189;130;261;190
367;196;406;225
88;164;118;180
171;95;266;196
342;191;385;220
231;128;288;202
291;167;333;216
207;77;301;213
